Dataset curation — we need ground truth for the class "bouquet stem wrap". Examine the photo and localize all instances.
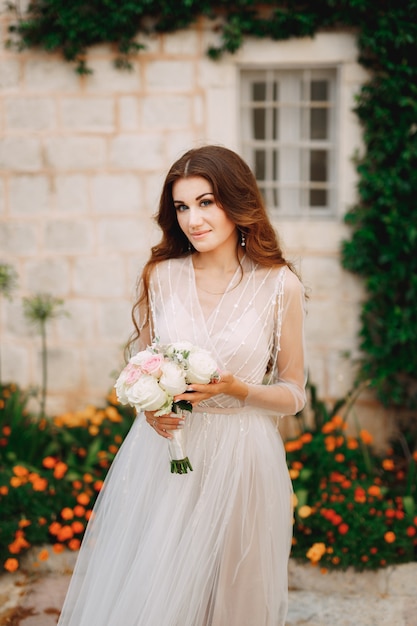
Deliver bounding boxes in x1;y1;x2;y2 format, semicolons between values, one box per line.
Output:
169;403;193;474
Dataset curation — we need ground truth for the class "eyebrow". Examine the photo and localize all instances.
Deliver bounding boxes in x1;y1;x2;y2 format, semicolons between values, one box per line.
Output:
173;192;214;204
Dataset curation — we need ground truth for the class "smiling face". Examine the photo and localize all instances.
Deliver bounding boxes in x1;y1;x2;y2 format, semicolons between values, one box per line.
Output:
173;176;238;254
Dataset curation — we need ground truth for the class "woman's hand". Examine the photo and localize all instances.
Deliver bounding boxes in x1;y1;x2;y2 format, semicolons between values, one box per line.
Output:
145;410;185;439
174;371;249;407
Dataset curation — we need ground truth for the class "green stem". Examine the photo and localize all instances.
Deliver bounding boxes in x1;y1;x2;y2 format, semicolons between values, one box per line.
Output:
40;321;47;418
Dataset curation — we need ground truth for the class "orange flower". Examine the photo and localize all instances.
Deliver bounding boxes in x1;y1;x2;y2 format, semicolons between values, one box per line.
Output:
13;466;29;477
338;523;349;534
298;505;312;518
347;438;358;450
72;480;83;490
285;440;302;452
324;436;336;452
68;538;81;551
8;535;30;554
18;519;31;528
61;508;74;521
94;480;103;492
0;485;9;496
384;531;396;543
53;462;68;479
57;526;74;542
289;469;299;480
52;543;65;554
335;454;345;463
83;473;94;483
73;505;86;517
114;434;123;444
2;425;11;436
382;459;395;471
367;485;381;497
49;522;62;536
360;430;373;445
406;526;416;537
42;456;57;469
354;487;366;504
306;542;326;564
332;415;346;430
292;461;304;470
38;549;49;562
71;521;85;534
4;558;19;572
108;445;118;455
32;477;48;492
77;493;90;506
10;476;23;488
322;422;335;434
38;517;47;526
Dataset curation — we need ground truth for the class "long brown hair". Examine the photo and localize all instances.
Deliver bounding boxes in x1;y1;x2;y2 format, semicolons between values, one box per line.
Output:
128;145;293;352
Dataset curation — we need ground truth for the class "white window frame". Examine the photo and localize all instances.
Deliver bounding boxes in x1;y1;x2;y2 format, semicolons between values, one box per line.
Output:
240;66;340;218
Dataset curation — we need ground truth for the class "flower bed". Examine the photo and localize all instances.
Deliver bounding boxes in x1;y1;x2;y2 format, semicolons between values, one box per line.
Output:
1;383;416;573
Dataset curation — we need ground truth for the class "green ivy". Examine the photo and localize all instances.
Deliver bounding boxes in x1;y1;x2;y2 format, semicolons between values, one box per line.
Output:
6;1;417;408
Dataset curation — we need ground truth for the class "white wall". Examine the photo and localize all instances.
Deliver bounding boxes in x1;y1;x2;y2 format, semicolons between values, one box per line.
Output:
0;14;375;425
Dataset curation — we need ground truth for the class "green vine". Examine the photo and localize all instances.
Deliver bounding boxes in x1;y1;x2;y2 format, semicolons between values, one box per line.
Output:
6;1;417;409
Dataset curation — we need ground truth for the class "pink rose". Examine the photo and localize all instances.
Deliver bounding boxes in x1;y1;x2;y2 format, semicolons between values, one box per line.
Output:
140;353;164;377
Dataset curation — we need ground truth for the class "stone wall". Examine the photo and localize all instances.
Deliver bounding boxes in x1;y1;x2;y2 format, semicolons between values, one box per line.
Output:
0;11;387;436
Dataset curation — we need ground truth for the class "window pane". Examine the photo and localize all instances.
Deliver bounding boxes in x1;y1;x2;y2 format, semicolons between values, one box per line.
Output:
255;150;266;180
310;189;327;206
253;108;266;139
310;108;328;140
310;80;328;101
310;150;327;182
253;82;266;101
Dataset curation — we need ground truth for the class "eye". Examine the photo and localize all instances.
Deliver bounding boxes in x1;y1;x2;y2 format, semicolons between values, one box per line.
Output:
175;204;189;212
200;199;212;207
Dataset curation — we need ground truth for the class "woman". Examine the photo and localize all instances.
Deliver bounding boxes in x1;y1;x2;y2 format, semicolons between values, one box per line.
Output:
58;145;306;626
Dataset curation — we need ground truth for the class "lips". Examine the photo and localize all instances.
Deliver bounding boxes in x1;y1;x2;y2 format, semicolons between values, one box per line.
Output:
190;230;211;239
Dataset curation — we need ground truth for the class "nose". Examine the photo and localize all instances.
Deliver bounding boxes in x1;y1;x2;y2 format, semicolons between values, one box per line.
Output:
188;206;204;228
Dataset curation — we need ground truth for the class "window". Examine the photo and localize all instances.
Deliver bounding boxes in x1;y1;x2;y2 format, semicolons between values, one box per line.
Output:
241;68;338;217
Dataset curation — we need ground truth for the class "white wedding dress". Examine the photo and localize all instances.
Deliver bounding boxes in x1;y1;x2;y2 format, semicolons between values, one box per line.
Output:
58;256;306;626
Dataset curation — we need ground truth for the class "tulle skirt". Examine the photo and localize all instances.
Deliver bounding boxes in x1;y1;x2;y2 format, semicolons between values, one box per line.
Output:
57;408;293;626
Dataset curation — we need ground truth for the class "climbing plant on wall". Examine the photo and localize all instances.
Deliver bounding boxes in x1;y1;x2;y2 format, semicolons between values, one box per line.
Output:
6;0;417;409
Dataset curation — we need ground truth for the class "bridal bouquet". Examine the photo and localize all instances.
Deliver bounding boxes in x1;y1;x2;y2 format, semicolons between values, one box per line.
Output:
115;341;220;474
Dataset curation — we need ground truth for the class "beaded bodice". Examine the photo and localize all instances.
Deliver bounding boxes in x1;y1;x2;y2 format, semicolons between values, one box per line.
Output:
148;256;296;410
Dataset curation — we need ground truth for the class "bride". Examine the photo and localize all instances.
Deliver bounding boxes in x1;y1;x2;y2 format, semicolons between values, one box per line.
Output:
58;145;306;626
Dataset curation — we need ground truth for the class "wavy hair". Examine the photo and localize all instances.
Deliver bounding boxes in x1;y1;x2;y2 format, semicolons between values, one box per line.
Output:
128;145;293;352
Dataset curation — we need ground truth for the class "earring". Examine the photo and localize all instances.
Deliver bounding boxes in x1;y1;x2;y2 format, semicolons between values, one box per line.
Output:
188;241;192;252
240;231;246;247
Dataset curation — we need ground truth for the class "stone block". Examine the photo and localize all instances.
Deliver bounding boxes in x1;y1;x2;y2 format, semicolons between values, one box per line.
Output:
0;223;38;255
5;97;56;130
43;219;93;253
300;255;364;301
85;59;141;92
24;57;80;92
144;60;194;92
91;174;142;213
0;178;4;215
1;343;30;388
97;218;150;253
305;298;360;348
84;345;125;390
163;29;200;55
25;258;70;295
73;256;126;297
5;300;33;337
44;137;106;170
35;347;82;391
9;175;51;213
109;134;164;169
118;96;140;130
60;97;115;131
142;95;192;128
54;174;89;212
97;299;132;340
55;299;95;341
0;59;20;90
0;137;42;171
165;131;196;163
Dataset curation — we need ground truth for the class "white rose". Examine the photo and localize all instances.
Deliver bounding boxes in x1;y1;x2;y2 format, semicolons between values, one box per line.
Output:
126;374;168;412
159;362;187;396
186;350;218;384
129;349;152;366
114;368;131;405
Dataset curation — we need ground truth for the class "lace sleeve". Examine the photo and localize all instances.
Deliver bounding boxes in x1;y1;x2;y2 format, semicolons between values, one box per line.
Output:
244;267;307;416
